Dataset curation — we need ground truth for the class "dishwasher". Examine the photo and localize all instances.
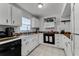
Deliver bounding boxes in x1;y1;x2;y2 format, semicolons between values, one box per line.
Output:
0;39;21;56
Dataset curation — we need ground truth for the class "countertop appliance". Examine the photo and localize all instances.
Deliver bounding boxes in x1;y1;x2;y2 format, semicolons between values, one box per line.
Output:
5;27;14;37
0;31;6;38
0;39;21;56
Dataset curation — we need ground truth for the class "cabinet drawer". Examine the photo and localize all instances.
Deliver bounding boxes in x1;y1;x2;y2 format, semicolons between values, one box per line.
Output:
22;44;30;56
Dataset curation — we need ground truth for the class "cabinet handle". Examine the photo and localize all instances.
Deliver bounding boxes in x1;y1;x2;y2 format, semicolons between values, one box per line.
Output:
6;19;8;23
65;42;68;47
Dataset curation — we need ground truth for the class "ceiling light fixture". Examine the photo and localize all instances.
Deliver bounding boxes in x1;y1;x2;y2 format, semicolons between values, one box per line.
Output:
38;3;43;8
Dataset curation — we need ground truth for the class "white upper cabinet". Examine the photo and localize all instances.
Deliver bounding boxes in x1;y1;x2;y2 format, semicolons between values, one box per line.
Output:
0;3;11;25
0;3;22;26
31;17;39;28
61;3;71;19
12;6;22;26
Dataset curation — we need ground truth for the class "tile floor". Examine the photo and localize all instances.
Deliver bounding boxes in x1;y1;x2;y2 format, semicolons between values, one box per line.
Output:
29;44;65;56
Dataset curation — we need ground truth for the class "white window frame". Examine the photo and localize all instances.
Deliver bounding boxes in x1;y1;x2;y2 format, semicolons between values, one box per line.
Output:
20;17;31;32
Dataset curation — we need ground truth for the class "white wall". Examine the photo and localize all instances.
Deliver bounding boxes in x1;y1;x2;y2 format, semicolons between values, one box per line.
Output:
58;22;70;32
58;18;70;32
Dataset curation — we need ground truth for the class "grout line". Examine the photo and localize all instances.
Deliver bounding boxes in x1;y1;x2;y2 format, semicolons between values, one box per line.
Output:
27;44;65;56
41;43;64;50
27;44;41;56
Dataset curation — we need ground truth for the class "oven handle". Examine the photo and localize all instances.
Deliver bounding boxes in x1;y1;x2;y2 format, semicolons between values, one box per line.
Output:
10;47;15;50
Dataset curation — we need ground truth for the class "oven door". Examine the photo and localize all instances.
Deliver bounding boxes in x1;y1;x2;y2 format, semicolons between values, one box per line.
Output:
0;39;21;56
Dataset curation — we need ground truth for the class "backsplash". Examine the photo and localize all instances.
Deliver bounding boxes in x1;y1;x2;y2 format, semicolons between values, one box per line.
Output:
0;26;20;33
0;26;10;31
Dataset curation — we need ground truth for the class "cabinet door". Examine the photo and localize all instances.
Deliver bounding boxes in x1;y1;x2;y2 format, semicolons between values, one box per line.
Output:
55;34;60;47
30;34;39;50
34;34;39;46
0;3;11;25
55;34;65;49
62;35;72;56
74;35;79;55
22;43;30;56
61;35;66;48
31;17;39;28
12;6;22;26
38;33;43;44
21;36;30;56
65;41;72;56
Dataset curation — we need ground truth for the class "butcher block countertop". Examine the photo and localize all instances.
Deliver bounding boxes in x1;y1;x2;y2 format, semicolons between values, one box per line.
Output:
39;31;71;39
14;31;71;39
0;36;19;42
0;36;20;45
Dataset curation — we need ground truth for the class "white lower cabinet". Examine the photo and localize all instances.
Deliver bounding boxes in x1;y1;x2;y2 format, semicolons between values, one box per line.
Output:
74;35;79;56
38;33;43;44
55;34;64;49
21;36;30;56
21;33;72;56
22;43;30;56
64;39;72;56
62;35;72;56
55;34;72;56
21;34;39;56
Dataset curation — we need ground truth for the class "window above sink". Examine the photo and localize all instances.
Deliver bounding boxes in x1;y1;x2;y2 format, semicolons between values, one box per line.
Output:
44;17;56;28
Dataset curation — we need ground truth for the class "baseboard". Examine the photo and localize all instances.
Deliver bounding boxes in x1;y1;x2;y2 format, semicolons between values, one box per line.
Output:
27;44;40;56
41;43;64;50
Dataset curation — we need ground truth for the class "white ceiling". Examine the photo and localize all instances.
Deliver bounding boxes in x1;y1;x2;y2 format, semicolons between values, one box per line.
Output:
17;3;64;18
